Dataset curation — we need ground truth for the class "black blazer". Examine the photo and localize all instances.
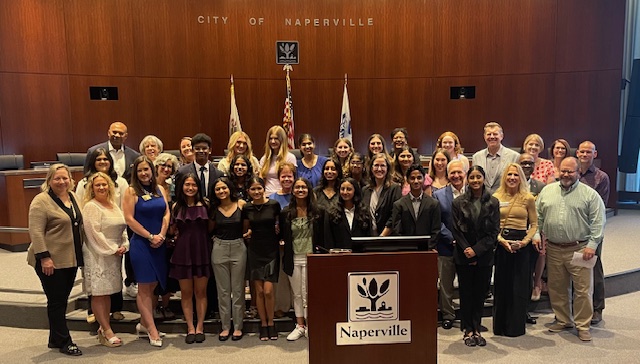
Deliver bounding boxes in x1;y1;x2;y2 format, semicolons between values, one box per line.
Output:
451;190;500;267
323;209;373;250
85;142;140;182
176;161;225;199
362;183;402;234
279;209;323;276
391;194;441;250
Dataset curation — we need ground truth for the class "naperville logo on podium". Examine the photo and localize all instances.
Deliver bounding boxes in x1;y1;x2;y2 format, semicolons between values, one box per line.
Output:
336;272;411;345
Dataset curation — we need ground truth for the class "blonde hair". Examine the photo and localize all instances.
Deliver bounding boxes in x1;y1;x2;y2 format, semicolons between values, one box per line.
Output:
522;133;545;152
226;131;255;163
260;125;289;178
41;163;75;192
495;163;529;198
483;121;504;134
84;172;116;205
436;131;464;155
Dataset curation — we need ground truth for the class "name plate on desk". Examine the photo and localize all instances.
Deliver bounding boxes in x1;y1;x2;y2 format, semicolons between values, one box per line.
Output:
335;271;412;345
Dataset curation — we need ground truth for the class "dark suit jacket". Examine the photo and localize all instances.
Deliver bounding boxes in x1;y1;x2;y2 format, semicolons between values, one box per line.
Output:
451;190;500;267
529;179;545;197
391;193;441;250
85;142;139;182
279;209;323;276
362;183;402;234
176;161;225;199
323;209;373;250
432;185;457;256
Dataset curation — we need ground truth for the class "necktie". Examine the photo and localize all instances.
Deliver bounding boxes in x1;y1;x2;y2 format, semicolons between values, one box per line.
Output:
200;166;207;197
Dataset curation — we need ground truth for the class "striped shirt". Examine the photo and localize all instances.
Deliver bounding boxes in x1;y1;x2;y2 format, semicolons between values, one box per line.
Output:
536;180;605;250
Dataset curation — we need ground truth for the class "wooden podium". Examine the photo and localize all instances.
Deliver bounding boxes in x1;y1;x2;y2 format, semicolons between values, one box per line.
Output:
307;251;438;364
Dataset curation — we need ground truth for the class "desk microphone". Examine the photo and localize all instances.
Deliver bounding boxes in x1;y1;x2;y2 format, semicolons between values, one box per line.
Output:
314;245;330;253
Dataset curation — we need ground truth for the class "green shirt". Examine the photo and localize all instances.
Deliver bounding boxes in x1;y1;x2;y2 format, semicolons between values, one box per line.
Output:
536;181;605;250
291;217;313;255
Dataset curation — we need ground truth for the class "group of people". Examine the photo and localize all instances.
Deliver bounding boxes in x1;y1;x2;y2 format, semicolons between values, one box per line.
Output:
27;120;609;356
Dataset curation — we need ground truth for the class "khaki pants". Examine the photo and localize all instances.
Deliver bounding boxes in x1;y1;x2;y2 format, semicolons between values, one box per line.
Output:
546;242;593;331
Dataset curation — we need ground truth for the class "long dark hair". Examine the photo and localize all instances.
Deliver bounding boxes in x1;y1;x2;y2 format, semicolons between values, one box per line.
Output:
130;156;159;197
328;178;371;230
172;173;207;219
228;154;254;200
318;157;343;190
458;165;494;231
85;148;119;187
209;177;238;210
283;177;319;223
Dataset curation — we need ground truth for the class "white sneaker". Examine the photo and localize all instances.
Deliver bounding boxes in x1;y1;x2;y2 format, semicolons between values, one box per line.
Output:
125;284;138;298
287;324;306;341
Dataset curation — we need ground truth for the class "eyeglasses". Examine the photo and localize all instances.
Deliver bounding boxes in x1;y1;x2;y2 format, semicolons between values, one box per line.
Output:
159;164;173;170
350;161;363;166
372;164;387;170
519;162;534;166
559;170;576;175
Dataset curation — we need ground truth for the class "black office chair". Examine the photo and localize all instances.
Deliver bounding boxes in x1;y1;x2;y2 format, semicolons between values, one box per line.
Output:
0;154;25;171
56;153;86;167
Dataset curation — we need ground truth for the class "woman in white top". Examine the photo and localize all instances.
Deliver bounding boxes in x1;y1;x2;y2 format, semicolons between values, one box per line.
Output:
218;131;260;175
82;172;129;347
259;125;297;196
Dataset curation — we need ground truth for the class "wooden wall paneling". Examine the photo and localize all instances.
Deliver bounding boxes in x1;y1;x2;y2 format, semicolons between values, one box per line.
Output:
133;78;202;152
373;0;433;78
554;70;622;202
490;74;556;153
0;0;68;73
68;76;139;151
0;73;72;165
132;0;199;77
430;76;494;154
433;0;495;77
64;0;135;76
198;77;235;154
492;0;556;75
556;0;626;72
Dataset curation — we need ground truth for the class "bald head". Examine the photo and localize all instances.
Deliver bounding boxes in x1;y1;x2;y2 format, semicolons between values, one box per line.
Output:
108;121;128;149
577;141;597;167
519;153;535;179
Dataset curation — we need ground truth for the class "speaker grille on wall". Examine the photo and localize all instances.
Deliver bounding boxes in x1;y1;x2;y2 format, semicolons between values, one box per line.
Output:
619;59;640;173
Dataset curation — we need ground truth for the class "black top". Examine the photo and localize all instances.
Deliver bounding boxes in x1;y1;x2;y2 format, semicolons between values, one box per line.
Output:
213;207;243;240
242;199;281;266
451;190;500;267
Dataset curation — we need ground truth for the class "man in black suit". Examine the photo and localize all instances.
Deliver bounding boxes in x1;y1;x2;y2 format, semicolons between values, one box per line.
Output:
175;133;225;199
175;132;224;319
84;121;140;182
519;153;545;197
391;165;441;250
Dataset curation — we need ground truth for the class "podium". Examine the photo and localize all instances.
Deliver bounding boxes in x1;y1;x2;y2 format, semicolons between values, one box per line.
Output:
307;251;438;364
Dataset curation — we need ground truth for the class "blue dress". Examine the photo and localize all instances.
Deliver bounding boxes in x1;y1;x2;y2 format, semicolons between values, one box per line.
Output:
297;155;328;188
130;190;168;289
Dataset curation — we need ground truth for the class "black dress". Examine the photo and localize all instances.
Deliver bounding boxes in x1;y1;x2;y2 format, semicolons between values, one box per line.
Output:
242;199;281;282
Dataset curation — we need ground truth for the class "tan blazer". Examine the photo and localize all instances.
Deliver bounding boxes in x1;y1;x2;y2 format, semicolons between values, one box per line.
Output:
27;191;82;269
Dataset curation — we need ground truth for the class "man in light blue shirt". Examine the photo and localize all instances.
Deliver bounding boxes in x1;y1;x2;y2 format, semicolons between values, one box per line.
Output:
535;157;605;342
471;122;520;194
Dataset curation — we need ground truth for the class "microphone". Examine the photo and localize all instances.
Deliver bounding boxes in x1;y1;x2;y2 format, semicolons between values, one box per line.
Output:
314;245;330;254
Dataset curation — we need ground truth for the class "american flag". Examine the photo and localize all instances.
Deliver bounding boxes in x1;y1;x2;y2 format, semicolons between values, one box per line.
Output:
282;65;295;149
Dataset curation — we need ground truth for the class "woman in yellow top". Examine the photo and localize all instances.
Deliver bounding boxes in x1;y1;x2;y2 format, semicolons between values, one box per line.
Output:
492;163;538;337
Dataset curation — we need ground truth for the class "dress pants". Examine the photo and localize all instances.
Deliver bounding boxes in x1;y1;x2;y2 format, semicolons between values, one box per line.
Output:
546;242;593;331
437;255;456;321
457;264;492;334
212;238;247;331
35;263;78;348
592;240;605;313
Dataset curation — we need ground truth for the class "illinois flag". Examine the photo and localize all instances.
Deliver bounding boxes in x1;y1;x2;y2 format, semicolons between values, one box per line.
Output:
339;79;352;143
282;66;295;149
229;75;242;137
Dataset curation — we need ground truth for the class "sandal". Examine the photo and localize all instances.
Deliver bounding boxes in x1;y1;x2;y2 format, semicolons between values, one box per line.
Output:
463;334;476;347
60;343;83;356
98;328;122;347
268;325;278;340
474;333;486;347
259;326;269;341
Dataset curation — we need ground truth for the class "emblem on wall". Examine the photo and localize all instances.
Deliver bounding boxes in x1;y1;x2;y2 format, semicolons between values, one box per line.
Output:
276;41;299;64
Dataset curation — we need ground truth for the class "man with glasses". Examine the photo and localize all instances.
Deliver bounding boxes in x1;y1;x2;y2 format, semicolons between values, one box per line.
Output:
577;141;610;325
535;157;605;342
519;153;545;197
